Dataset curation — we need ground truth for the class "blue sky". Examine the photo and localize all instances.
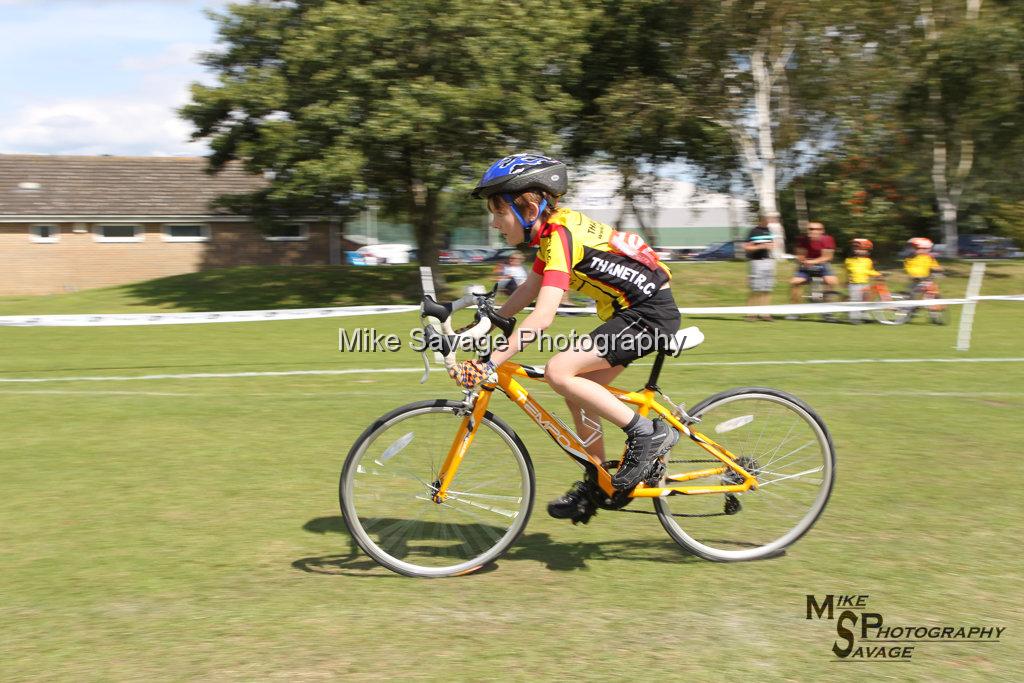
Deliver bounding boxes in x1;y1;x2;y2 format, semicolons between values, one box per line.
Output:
0;0;229;156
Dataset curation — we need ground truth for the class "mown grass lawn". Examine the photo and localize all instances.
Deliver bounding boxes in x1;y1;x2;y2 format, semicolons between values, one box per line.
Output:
2;262;1022;680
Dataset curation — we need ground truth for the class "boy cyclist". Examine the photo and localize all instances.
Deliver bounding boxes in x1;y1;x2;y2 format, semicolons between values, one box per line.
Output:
448;153;682;521
844;238;880;323
904;237;943;281
904;237;944;323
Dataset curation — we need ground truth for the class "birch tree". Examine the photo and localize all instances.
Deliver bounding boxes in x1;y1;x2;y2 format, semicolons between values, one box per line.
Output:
677;1;843;255
908;0;1023;255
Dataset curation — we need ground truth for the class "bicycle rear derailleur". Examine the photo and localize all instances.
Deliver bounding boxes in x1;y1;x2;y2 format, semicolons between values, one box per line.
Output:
721;456;760;515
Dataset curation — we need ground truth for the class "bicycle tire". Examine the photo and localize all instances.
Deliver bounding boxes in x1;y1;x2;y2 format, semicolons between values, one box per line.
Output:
869;290;910;325
655;387;836;562
339;400;535;578
821;290;843;322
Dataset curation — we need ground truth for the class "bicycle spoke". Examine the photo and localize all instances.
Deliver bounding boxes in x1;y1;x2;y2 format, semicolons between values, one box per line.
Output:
656;391;833;561
757;465;824;487
342;404;532;575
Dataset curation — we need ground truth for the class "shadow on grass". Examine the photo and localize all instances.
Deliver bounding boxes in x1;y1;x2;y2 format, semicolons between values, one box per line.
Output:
123;265;491;312
293;515;702;577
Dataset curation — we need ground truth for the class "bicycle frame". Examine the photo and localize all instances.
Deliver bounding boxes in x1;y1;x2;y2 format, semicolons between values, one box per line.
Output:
867;279;893;300
433;360;758;503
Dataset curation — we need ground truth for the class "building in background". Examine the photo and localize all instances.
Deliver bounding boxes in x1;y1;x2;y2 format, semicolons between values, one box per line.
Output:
564;168;751;249
0;155;353;295
341;168;752;251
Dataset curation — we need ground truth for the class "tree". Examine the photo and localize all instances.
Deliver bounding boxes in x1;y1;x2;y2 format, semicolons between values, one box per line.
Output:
181;0;593;282
914;0;1023;254
663;1;873;255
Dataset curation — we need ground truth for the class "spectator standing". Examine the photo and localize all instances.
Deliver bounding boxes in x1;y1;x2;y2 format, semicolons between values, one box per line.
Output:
743;217;776;321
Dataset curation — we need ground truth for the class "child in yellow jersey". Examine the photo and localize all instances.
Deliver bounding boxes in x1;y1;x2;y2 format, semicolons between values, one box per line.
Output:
845;238;880;323
448;153;682;523
904;237;943;280
904;237;945;323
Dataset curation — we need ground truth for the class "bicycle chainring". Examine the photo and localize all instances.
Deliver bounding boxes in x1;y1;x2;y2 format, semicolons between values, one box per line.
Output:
591;461;633;511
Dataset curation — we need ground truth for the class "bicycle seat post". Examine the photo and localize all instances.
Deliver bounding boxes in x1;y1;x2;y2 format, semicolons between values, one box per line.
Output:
644;351;668;393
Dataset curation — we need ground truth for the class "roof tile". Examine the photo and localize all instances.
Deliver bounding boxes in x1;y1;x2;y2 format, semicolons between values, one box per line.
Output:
0;154;267;217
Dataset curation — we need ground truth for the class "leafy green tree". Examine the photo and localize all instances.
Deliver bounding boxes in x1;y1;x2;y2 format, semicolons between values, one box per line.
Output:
623;1;886;254
181;0;593;278
873;0;1024;255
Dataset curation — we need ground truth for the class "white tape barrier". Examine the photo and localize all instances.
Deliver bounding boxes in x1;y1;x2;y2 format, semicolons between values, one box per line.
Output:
547;294;1024;317
0;305;418;327
1;294;1021;328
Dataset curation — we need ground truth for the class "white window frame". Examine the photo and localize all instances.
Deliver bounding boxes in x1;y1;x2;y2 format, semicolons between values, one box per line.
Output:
30;224;60;243
161;223;211;243
264;222;309;242
94;224;144;243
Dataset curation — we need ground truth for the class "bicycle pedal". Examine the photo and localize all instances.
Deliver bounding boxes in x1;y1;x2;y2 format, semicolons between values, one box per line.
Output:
644;458;667;487
570;504;598;525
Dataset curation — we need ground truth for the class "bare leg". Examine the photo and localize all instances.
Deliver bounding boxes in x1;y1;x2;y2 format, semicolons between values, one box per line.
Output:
545;348;635;429
789;278;806;304
563;365;627;463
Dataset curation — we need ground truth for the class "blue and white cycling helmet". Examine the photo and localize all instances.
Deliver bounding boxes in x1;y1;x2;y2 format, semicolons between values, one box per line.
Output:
472;153;568;237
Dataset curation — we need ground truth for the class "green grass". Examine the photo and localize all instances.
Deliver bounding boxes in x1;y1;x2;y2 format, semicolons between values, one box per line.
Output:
2;263;1023;680
2;258;1023;315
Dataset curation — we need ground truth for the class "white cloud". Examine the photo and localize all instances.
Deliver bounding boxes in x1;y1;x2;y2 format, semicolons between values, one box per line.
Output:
0;97;207;156
119;42;213;72
0;1;224;156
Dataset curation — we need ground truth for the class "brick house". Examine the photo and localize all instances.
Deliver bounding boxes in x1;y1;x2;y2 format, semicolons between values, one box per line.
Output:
0;154;354;295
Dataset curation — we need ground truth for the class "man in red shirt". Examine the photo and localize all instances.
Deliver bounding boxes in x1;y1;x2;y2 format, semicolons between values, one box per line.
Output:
789;222;837;305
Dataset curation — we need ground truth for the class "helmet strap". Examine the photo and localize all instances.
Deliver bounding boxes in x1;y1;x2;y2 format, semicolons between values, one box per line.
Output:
502;193;548;243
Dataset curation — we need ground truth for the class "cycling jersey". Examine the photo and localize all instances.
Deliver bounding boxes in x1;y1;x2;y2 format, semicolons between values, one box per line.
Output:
904;254;939;279
845;257;879;285
530;207;672;320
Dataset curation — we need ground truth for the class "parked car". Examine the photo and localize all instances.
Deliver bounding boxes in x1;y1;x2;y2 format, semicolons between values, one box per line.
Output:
356;243;413;264
691;241;738;261
458;248;488;263
933;234;1021;259
484;247;528;263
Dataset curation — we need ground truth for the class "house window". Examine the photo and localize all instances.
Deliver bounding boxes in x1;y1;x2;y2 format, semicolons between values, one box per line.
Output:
94;225;144;243
162;224;210;242
30;225;60;243
264;223;309;241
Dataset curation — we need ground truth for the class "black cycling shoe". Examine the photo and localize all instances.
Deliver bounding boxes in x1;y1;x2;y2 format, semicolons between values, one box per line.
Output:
612;420;679;491
547;480;597;523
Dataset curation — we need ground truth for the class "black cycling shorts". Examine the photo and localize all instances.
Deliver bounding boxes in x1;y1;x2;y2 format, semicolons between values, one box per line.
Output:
582;288;681;367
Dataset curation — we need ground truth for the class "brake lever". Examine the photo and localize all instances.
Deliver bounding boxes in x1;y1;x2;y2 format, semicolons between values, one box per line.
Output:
419;348;431;384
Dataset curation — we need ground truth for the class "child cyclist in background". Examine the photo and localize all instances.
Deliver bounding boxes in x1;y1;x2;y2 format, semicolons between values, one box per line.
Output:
448;153;682;522
904;237;945;323
844;238;880;323
905;237;943;281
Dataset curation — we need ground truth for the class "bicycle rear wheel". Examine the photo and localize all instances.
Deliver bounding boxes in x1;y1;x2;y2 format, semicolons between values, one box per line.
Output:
340;400;534;577
655;388;835;562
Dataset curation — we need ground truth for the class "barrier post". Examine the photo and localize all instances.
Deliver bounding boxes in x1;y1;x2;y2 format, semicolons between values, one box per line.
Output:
956;261;986;352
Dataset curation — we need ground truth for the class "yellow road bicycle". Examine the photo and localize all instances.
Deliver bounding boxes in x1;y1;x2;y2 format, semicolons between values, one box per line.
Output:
339;287;836;577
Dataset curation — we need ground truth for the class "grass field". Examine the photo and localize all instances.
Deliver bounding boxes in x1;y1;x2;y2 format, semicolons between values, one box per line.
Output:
2;262;1023;680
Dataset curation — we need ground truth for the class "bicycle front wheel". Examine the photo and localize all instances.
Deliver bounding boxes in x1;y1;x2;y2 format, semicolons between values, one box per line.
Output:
340;400;534;577
868;290;911;325
655;388;835;562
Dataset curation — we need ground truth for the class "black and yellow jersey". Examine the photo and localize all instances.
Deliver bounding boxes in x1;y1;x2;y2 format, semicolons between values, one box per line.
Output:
530;207;672;320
